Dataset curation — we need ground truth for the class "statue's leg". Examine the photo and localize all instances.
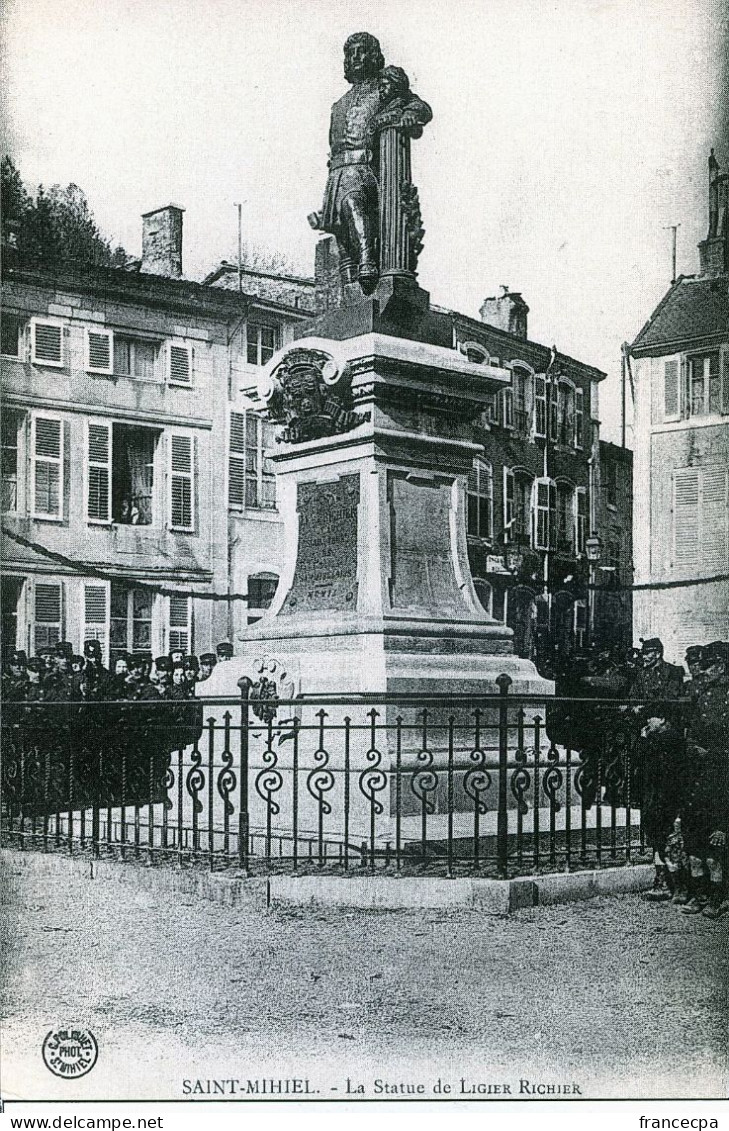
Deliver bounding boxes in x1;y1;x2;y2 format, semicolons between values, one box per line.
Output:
336;241;357;286
340;191;379;291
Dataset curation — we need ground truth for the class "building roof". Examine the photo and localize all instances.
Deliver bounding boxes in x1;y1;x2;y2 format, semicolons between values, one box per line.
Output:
631;273;729;355
204;261;318;314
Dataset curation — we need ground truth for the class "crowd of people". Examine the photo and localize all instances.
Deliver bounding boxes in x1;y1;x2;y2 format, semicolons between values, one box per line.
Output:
1;639;235;702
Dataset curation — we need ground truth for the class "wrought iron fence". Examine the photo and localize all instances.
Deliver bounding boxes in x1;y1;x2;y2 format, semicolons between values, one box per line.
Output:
1;676;679;879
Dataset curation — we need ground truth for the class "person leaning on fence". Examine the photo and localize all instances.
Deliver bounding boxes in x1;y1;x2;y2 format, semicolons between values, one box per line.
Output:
627;637;686;902
680;641;729;920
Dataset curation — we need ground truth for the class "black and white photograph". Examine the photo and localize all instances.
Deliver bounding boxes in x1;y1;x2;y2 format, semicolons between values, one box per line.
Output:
1;0;728;1112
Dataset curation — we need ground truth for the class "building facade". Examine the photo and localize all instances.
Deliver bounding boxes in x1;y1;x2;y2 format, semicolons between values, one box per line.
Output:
630;151;729;663
594;440;633;652
0;208;311;663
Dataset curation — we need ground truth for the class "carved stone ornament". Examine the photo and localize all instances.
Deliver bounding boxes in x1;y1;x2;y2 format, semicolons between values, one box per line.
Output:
264;347;369;444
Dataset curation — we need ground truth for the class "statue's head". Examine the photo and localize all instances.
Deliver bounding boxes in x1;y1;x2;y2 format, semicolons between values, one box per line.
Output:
378;64;410;107
344;32;384;84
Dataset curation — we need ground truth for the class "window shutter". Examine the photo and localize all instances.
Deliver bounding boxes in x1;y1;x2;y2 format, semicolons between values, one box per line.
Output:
229;412;246;508
87;422;111;522
86;329;113;374
502;387;514;428
32;320;63;366
721;347;729;416
533;477;556;550
83;583;109;662
34;581;62;651
701;467;728;571
673;469;700;568
574;488;588;554
533;376;546;438
575;389;584;448
503;467;515;536
663;359;679;421
169;434;194;529
168;595;191;653
168;343;192;385
548;382;559;442
31;415;63;518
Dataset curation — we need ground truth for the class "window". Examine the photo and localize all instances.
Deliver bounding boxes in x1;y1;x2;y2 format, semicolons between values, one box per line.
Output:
167;341;192;386
673;466;729;571
533;376;547;438
229;412;276;510
113;336;158;380
557;382;575;447
514;475;533;543
112;424;157;525
574;601;587;650
548;381;559;443
31;414;63;519
512;367;530;434
555;482;574;552
31;319;64;367
169;433;194;530
247;572;279;624
467;458;493;540
34;582;62;652
501;386;514;428
110;585;152;666
1;576;23;662
246;322;279;367
533;477;556;550
168;595;191;653
85;329;113;375
575;487;588;555
83;584;109;662
687;351;721;418
663;358;680;421
2;409;23;513
482;394;498;426
1;313;25;357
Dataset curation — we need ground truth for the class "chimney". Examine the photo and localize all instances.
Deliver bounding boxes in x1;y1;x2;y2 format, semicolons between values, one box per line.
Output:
141;205;184;278
479;285;529;340
698;149;728;278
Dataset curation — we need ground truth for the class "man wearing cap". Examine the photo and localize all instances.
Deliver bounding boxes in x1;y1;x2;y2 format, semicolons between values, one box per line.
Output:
24;658;45;701
2;650;28;701
681;641;729;919
153;656;173;698
183;655;200;690
198;653;217;683
684;646;706;704
83;640;110;700
628;637;686;901
216;641;234;662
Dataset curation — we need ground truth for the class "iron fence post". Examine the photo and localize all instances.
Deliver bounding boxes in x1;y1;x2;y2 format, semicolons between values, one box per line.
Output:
238;678;251;875
496;674;512;879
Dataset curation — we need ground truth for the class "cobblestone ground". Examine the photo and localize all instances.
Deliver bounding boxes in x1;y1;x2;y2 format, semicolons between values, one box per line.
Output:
1;855;727;1102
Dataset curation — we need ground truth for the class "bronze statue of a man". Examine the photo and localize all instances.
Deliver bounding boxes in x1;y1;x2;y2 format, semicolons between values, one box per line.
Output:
309;33;432;292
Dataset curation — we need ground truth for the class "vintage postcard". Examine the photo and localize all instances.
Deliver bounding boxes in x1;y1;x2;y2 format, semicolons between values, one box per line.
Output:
1;0;727;1115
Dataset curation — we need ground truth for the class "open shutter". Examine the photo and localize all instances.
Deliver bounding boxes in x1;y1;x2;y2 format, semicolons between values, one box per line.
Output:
169;434;194;529
533;477;555;550
574;488;588;555
168;343;192;385
31;415;63;518
168;595;191;653
575;388;584;448
503;467;515;537
34;581;62;652
87;422;111;522
533;376;546;438
701;467;728;571
229;412;246;508
663;359;679;421
83;583;109;664
501;387;514;428
31;320;64;367
721;347;729;416
86;329;113;375
673;469;700;568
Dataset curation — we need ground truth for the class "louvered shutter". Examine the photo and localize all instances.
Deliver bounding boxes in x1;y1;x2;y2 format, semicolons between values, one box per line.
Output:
701;467;728;571
721;347;729;416
168;343;192;385
533;478;555;550
503;467;515;537
673;469;700;568
533;376;546;437
168;595;191;653
32;321;63;366
229;412;246;508
83;583;109;662
86;330;113;374
169;434;194;529
31;415;63;518
87;422;111;522
575;388;584;448
663;359;679;420
34;582;62;651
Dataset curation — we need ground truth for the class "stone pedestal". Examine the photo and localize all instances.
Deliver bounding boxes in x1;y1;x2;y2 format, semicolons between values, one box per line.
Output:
236;331;551;699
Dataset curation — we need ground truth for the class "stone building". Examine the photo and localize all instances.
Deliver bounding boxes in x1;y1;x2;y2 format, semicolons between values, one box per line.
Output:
0;207;310;662
630;150;729;662
594;440;633;652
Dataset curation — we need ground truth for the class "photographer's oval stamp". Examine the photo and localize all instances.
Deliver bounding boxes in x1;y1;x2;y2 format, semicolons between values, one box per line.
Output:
42;1027;98;1079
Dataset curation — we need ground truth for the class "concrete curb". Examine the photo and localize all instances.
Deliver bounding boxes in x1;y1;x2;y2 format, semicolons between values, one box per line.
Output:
1;849;653;915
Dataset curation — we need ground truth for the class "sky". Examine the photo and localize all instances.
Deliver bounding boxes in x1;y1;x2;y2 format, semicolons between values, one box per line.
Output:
2;0;727;443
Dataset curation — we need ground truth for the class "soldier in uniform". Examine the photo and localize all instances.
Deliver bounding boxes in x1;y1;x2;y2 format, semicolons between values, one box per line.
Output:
82;639;109;700
24;657;45;701
684;645;706;702
215;641;234;663
2;650;28;701
628;637;686;900
681;641;729;919
198;653;217;682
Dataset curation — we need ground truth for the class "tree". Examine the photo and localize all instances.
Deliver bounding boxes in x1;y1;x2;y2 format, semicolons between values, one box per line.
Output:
1;156;129;268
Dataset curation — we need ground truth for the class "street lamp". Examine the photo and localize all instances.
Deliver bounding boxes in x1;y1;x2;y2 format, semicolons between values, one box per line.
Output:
585;533;603;644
